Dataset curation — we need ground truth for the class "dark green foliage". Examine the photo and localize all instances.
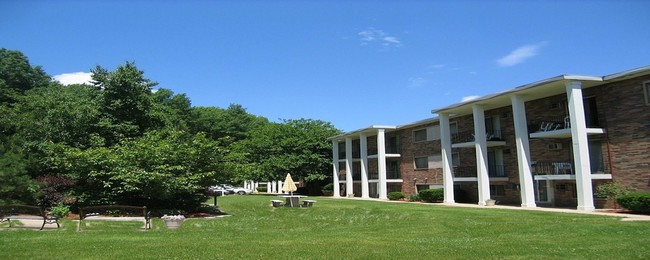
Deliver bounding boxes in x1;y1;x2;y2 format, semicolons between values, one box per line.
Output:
616;193;650;213
257;186;267;192
0;49;341;214
387;192;405;200
49;204;70;218
419;188;444;202
409;194;420;202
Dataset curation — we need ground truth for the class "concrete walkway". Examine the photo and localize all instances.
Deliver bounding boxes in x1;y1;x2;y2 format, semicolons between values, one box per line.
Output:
333;196;650;221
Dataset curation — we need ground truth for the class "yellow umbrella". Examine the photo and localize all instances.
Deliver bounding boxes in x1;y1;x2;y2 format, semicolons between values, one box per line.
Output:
282;173;298;206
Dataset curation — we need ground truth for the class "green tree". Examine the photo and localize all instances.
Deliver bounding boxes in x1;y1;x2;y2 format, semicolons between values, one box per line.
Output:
190;104;267;142
50;130;227;211
0;48;52;103
92;62;157;145
150;88;192;131
236;119;341;183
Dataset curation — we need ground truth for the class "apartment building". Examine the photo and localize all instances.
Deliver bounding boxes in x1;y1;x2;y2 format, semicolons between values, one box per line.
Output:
330;66;650;211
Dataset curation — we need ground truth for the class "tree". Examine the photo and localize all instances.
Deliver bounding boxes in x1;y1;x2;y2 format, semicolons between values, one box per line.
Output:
92;62;157;144
150;88;192;131
235;119;341;183
0;48;53;103
190;104;267;142
50;130;228;210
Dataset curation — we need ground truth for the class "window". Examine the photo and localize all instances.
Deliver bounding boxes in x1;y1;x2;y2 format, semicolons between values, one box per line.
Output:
414;156;429;169
413;128;427;142
490;184;506;196
644;81;650;105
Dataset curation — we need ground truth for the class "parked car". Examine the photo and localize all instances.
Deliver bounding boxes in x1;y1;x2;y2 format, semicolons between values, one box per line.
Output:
221;184;254;195
208;185;233;195
232;186;255;195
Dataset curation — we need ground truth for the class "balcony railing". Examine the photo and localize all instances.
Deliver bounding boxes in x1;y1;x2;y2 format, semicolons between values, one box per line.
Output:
452;130;503;144
488;165;506;177
532;161;573;175
453;165;506;178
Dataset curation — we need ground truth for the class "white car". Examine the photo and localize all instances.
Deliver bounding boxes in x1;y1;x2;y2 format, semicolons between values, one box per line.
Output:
225;185;254;195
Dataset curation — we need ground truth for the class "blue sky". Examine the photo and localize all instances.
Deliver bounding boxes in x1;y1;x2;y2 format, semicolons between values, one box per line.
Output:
2;1;649;132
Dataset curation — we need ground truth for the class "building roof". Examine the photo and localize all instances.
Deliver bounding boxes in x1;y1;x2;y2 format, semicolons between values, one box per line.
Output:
431;65;650;117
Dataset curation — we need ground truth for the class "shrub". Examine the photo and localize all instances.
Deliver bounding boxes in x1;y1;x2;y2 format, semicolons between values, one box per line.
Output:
596;181;635;199
257;186;267;192
616;192;650;213
419;189;444;203
49;204;70;219
322;183;334;191
408;194;420;202
387;192;405;201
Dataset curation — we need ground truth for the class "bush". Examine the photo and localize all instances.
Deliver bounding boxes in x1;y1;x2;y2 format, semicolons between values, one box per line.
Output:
419;189;444;203
387;192;405;201
616;192;650;213
322;183;333;191
49;204;70;219
408;194;420;202
257;186;267;192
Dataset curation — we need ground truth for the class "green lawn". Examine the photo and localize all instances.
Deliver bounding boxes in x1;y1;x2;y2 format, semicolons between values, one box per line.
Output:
2;195;649;259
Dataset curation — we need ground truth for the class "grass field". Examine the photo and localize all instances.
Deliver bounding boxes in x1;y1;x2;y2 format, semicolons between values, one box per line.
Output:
1;195;649;259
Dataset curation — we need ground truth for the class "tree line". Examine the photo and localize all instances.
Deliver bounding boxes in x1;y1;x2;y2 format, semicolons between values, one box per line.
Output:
0;48;341;211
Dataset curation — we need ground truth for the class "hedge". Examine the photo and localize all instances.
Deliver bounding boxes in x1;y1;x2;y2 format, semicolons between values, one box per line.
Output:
419;188;444;203
616;192;650;213
387;192;405;201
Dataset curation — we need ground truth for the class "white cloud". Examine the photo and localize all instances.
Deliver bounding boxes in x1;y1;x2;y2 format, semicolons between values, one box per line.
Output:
358;28;401;48
461;95;481;102
497;42;547;67
53;72;93;85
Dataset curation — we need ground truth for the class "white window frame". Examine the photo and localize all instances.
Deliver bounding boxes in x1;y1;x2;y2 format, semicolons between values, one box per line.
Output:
413;128;428;142
414;156;429;170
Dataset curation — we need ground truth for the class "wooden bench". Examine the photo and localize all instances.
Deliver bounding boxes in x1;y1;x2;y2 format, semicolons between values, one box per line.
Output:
271;200;284;208
302;200;317;207
0;205;59;230
78;205;151;231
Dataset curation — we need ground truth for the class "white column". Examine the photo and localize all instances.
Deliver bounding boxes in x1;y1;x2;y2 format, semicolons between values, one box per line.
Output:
377;129;388;200
266;181;271;193
332;140;341;197
511;95;537;207
473;105;491;206
345;137;354;197
440;113;455;203
278;180;283;194
360;134;370;198
566;81;595;211
270;181;276;193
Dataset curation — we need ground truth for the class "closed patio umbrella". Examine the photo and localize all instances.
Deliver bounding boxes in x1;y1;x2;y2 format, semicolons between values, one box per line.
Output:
281;173;298;207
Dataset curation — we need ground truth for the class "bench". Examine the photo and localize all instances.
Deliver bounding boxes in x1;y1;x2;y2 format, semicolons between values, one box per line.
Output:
78;205;151;231
0;204;59;230
271;200;284;208
302;200;317;207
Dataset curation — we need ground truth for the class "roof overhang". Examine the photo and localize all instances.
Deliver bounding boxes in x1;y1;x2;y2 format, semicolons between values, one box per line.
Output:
431;75;603;117
328;125;398;141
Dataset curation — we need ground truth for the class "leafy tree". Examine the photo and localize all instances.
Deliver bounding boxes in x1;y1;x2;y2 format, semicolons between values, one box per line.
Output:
49;130;227;211
91;62;157;144
10;84;102;148
190;104;267;142
0;48;52;103
236;119;341;183
150;88;192;131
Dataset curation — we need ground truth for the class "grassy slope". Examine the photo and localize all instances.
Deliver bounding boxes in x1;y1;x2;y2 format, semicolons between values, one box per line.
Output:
1;195;649;259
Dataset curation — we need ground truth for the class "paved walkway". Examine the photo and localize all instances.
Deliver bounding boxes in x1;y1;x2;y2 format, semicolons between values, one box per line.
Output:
334;196;650;221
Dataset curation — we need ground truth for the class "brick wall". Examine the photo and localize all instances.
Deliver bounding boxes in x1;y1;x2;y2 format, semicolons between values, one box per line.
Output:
397;122;443;195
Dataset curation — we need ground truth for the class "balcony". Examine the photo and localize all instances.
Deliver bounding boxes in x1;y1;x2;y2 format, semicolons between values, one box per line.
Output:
532;161;612;180
529;116;605;139
451;130;506;148
452;165;508;181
